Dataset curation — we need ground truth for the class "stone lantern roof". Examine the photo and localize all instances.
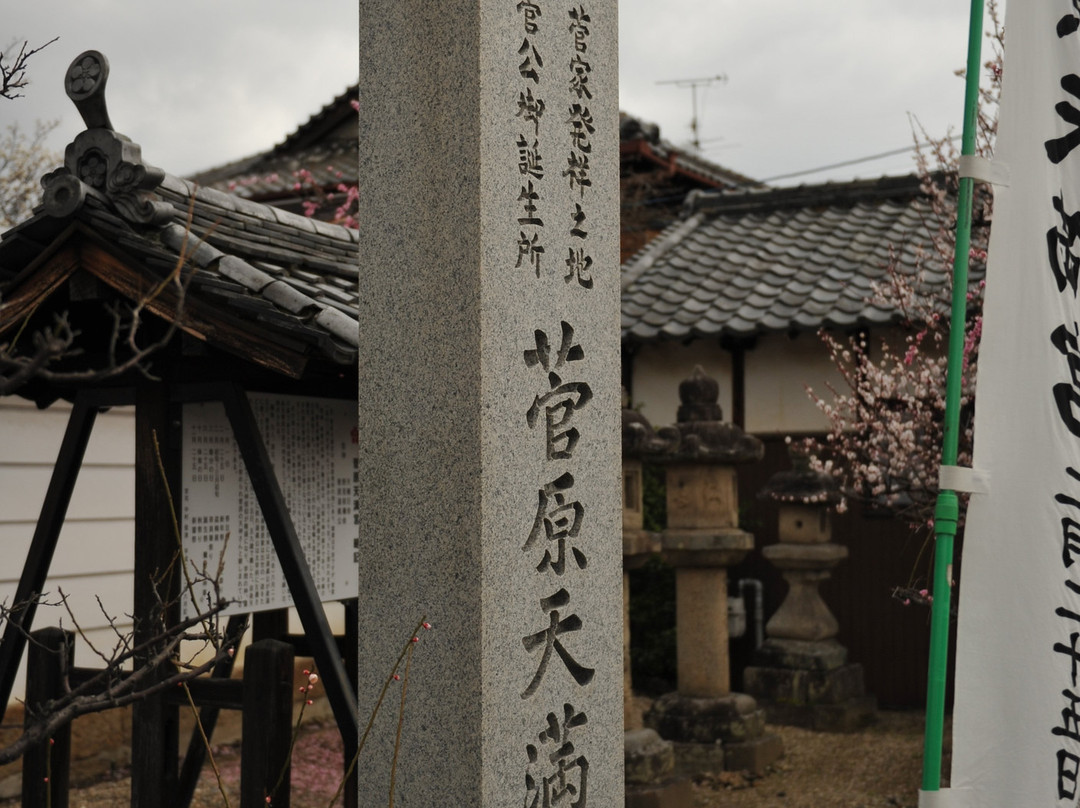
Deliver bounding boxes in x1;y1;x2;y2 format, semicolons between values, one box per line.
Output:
654;366;763;465
758;443;841;506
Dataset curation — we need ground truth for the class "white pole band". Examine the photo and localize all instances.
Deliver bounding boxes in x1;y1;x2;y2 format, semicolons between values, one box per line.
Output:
919;789;977;808
939;465;990;495
958;154;1010;186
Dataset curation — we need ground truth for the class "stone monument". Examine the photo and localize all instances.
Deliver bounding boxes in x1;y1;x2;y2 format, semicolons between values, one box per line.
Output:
357;2;623;805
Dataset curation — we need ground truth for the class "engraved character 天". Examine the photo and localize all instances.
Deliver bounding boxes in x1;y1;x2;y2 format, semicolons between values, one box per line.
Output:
525;471;587;575
524;703;589;808
1051;324;1080;436
1048;193;1080;296
521;588;596;698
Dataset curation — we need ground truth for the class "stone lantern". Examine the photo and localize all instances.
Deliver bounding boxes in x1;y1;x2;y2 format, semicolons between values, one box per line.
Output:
645;367;782;775
622;396;692;808
621;395;667;728
743;445;876;730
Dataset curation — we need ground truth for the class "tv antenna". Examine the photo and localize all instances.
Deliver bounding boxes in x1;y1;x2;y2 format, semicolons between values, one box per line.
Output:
656;74;728;150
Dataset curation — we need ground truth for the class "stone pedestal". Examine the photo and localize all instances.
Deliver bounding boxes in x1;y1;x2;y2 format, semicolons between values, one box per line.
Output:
744;457;876;731
644;368;782;775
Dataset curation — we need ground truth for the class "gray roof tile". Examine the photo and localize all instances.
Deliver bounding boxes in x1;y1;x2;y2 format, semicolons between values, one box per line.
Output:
0;166;363;368
621;174;987;342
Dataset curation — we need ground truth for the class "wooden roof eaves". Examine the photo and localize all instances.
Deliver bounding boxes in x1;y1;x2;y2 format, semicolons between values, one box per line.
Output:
620;138;729;189
0;239;81;337
3;226;312;379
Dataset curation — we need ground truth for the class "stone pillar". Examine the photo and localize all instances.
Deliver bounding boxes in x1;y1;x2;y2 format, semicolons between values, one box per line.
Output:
743;449;877;731
645;368;783;775
357;3;622;805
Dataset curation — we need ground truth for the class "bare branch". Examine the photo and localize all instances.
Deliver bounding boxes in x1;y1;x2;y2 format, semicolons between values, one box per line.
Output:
0;38;58;100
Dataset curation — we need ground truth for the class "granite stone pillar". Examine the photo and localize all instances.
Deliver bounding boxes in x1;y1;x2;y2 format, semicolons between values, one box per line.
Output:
743;449;876;731
357;3;622;805
644;368;783;775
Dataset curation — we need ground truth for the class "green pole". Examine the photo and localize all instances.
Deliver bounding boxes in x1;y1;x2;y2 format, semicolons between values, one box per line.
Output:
921;0;985;792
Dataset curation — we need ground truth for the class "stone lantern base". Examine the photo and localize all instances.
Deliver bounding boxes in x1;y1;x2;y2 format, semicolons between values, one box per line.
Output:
624;729;694;808
644;692;784;775
744;639;877;732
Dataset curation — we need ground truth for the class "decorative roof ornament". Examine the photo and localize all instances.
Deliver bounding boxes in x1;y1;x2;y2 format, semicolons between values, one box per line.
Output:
41;50;172;226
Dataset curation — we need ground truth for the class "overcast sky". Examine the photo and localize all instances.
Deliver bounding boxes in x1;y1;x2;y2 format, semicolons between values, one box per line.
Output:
3;1;995;186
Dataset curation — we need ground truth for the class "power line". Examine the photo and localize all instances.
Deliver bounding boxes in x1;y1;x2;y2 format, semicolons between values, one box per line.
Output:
758;135;963;183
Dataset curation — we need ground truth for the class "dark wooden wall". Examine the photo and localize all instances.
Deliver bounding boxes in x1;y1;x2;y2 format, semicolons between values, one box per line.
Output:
729;433;957;710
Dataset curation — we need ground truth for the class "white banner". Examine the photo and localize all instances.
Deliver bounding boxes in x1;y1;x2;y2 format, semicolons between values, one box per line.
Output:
951;3;1080;804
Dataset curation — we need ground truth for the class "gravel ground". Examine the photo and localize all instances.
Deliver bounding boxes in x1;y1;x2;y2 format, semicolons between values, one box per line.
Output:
7;710;941;808
693;711;941;808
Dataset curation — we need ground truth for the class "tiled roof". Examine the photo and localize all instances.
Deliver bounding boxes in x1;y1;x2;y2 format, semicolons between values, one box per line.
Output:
192;101;757;205
619;113;763;191
621;174;984;342
0;170;360;366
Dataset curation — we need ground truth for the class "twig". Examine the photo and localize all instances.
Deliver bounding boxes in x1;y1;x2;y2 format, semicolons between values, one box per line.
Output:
0;38;58;100
328;615;428;808
180;682;231;808
388;640;415;808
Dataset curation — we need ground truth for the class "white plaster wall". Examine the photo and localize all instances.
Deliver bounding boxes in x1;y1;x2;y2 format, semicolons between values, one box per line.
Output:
743;331;839;434
629;327;910;436
0;397;135;701
629;340;733;430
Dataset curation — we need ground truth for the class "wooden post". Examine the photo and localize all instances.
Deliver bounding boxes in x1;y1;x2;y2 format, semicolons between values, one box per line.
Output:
131;380;181;808
23;627;74;808
342;598;358;808
241;639;294;808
